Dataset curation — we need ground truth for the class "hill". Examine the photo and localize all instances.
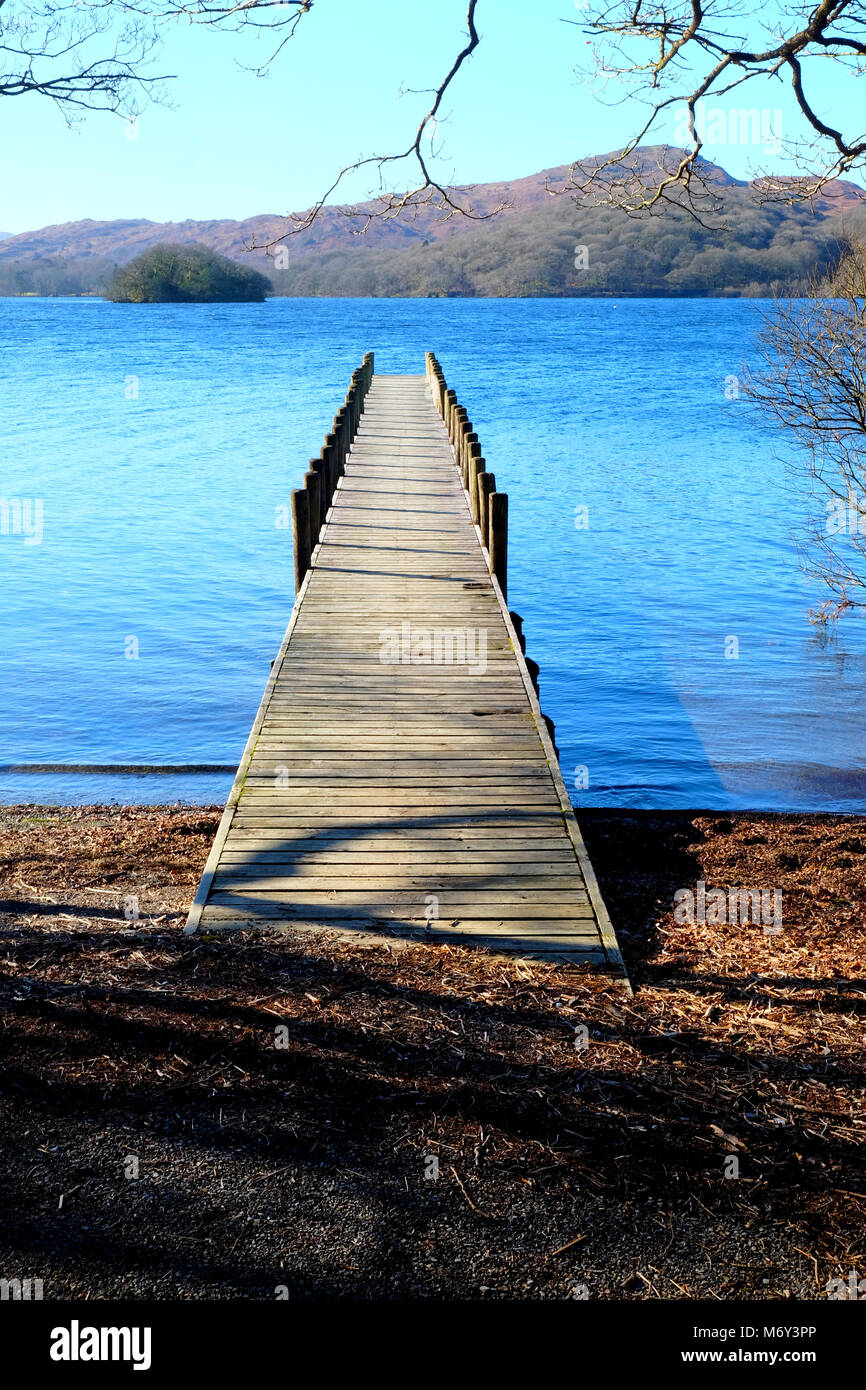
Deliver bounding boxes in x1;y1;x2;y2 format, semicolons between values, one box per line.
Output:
1;147;864;298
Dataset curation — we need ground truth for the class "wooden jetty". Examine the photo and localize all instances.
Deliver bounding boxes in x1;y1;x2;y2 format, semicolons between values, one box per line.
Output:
186;353;624;972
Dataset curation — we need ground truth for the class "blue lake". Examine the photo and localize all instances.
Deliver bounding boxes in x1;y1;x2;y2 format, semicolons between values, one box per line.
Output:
2;295;865;810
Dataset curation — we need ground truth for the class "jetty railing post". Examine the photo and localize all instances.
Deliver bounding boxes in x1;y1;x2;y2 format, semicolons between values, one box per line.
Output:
304;468;321;547
311;457;328;529
323;435;338;496
351;367;364;422
431;359;445;415
335;410;348;474
490;492;508;600
426;352;446;416
478;471;495;549
466;437;481;490
468;454;485;525
453;408;466;458
291;488;311;594
289;353;374;600
346;383;359;436
458;416;470;471
463;430;478;481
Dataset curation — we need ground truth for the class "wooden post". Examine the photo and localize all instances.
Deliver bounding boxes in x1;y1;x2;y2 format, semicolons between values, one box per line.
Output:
304;469;321;546
468;455;485;525
334;410;349;471
445;390;457;434
466;437;481;489
351;369;364;419
312;457;329;529
478;471;495;549
490;492;508;601
291;488;311;594
323;436;338;495
458;418;471;471
363;352;374;392
432;365;444;407
463;430;478;478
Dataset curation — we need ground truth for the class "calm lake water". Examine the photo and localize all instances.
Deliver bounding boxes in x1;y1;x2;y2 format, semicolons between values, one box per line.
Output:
2;295;865;811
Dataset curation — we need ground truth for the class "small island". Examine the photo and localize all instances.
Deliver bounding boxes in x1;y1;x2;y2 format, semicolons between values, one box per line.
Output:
107;242;271;303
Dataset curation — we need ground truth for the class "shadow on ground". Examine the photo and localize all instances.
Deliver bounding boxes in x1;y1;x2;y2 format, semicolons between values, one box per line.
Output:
0;803;863;1299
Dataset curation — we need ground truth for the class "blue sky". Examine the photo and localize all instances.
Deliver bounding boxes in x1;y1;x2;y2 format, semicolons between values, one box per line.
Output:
2;0;864;234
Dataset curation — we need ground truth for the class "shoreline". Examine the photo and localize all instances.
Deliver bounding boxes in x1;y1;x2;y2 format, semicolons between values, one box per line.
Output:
1;803;863;1299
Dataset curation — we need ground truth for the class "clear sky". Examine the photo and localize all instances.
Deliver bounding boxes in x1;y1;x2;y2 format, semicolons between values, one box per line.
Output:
2;0;864;234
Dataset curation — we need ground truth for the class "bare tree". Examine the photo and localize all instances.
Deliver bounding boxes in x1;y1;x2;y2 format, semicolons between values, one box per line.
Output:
253;0;866;240
5;0;865;229
0;0;165;113
569;1;866;222
746;236;866;621
0;0;312;116
1;0;498;232
281;0;509;237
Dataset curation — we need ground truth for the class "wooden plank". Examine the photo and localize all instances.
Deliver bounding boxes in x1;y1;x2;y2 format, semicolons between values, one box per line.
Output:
218;841;577;857
224;830;570;842
208;881;592;899
206;898;595;920
200;905;599;931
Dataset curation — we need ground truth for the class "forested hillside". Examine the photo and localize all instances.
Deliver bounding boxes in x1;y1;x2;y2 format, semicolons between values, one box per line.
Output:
2;149;863;298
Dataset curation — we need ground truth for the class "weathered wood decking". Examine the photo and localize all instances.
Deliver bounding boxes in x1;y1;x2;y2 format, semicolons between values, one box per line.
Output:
186;372;623;971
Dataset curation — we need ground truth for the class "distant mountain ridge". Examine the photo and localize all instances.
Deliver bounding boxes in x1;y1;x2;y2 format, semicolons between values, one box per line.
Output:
2;147;865;298
0;162;588;265
3;147;863;269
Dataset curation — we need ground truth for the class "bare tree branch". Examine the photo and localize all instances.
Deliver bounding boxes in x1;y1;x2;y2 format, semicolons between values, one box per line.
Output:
746;236;866;622
0;0;311;116
0;0;171;114
247;0;507;249
568;0;866;221
5;0;865;237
